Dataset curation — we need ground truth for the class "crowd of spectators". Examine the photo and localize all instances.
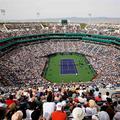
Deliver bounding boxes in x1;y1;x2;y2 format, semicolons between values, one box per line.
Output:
0;22;120;120
0;83;120;120
0;23;120;40
0;41;119;87
86;23;120;37
0;23;82;39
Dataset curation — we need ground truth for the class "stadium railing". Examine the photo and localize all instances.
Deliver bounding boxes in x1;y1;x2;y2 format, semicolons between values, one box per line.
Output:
0;33;120;52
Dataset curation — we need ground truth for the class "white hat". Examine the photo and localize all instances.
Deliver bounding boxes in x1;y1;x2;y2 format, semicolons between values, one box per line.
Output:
61;101;66;107
56;102;62;111
113;112;120;120
85;107;93;116
98;111;110;120
92;115;99;120
72;107;85;120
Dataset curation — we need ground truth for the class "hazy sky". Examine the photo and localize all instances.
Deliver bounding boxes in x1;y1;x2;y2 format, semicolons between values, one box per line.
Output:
0;0;120;20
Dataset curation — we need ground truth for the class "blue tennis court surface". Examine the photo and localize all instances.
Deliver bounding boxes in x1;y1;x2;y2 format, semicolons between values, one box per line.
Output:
60;59;78;74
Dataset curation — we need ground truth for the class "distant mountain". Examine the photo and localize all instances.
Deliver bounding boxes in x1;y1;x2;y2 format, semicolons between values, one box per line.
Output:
1;17;120;23
39;17;120;23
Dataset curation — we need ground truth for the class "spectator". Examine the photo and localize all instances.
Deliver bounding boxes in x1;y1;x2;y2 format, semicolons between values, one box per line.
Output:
5;94;16;107
43;91;55;120
11;110;23;120
72;107;85;120
98;111;110;120
94;88;100;97
102;92;110;101
51;102;67;120
95;93;102;102
113;105;120;120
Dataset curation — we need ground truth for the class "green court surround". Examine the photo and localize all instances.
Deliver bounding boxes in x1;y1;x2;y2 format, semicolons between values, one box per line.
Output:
43;53;96;83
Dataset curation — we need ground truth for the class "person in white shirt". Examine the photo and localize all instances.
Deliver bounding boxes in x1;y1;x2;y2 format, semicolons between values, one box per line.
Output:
102;92;110;101
94;88;100;97
43;91;55;120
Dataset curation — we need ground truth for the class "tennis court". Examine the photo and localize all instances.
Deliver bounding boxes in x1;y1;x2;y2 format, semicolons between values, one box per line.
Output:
60;59;78;74
43;53;96;83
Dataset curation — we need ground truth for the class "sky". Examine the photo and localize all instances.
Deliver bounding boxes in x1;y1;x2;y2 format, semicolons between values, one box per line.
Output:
0;0;120;20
